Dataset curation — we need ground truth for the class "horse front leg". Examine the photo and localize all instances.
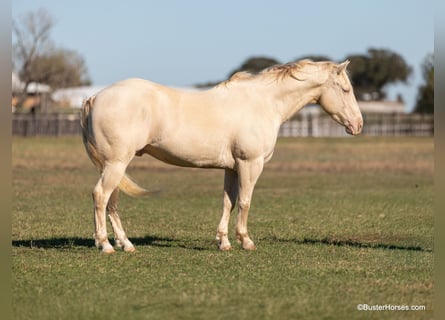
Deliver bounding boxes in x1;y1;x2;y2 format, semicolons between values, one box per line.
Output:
235;158;264;250
216;169;239;251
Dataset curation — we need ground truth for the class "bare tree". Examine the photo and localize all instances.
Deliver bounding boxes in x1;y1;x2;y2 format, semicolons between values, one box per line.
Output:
13;8;55;106
13;8;91;111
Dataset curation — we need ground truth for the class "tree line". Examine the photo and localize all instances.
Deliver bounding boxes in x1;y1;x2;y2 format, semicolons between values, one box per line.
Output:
13;9;433;114
12;9;91;110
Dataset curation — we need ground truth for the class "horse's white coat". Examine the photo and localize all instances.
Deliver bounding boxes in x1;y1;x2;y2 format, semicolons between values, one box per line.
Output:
81;60;363;253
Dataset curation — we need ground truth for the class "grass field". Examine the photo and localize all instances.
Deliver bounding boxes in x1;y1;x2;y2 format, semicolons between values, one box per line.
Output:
12;136;434;320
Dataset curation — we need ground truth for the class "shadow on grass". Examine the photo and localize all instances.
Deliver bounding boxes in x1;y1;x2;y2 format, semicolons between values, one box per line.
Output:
264;236;433;252
12;235;433;252
12;235;210;251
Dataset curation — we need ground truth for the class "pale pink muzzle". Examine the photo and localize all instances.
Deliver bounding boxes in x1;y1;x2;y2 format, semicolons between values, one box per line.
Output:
345;117;364;136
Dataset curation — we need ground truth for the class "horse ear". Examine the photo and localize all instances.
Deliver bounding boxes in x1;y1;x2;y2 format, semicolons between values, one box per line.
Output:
337;60;350;74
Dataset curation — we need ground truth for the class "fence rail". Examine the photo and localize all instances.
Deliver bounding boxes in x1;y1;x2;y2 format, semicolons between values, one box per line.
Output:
280;113;433;137
12;112;433;137
12;113;82;136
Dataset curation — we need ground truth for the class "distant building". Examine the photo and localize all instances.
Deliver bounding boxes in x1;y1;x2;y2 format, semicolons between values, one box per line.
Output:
52;85;200;108
52;86;106;108
295;100;405;118
357;100;405;114
12;72;51;112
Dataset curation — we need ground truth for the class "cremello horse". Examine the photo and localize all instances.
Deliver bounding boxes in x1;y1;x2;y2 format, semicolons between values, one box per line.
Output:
81;60;363;253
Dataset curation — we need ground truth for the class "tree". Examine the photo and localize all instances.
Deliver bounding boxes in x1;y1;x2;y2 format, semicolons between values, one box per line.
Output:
294;54;333;62
13;8;54;108
345;48;412;100
228;56;280;77
413;54;434;114
26;48;91;89
195;56;281;88
13;8;91;109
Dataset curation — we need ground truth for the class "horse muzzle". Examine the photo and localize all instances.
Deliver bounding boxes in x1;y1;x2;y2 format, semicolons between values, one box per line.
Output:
345;117;363;136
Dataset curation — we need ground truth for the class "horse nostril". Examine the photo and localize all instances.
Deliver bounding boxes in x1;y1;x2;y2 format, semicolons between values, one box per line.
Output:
356;118;363;133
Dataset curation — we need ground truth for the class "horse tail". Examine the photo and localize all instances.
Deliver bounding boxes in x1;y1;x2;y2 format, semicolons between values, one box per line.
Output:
80;96;153;197
80;96;103;170
118;174;156;197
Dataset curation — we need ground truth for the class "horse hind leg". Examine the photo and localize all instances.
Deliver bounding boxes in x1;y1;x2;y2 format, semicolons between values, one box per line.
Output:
216;169;238;251
93;161;129;253
107;188;136;252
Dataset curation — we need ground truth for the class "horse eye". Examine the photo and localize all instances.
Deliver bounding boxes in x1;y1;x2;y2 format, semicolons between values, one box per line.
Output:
337;81;350;93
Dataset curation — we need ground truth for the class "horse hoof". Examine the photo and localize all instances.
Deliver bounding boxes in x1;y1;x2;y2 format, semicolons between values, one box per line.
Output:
102;248;116;254
124;246;136;253
219;244;232;251
242;242;256;251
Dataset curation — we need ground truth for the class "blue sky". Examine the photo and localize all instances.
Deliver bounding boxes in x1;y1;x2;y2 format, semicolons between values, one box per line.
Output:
13;0;433;111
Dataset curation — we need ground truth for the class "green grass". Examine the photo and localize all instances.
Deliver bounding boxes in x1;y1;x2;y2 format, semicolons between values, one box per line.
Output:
12;136;434;320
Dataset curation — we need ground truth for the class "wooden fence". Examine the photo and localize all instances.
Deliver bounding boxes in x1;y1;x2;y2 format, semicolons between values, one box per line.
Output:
12;112;433;137
12;113;82;136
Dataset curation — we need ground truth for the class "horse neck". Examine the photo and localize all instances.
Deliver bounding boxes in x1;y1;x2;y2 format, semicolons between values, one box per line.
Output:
270;80;322;124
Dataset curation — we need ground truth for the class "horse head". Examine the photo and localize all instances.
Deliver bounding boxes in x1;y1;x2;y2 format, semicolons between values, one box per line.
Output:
317;61;363;135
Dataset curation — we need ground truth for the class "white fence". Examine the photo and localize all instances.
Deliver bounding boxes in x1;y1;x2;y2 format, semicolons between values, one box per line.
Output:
279;113;433;137
12;112;433;137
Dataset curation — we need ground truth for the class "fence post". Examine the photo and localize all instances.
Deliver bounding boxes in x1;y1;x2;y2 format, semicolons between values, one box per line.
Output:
56;113;61;136
307;113;312;137
29;110;36;136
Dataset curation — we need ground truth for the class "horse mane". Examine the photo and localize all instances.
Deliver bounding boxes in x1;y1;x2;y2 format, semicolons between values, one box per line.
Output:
218;59;335;87
261;61;307;79
217;71;253;88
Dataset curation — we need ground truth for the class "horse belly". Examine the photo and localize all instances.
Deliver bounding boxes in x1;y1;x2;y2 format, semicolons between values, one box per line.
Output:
142;143;235;169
